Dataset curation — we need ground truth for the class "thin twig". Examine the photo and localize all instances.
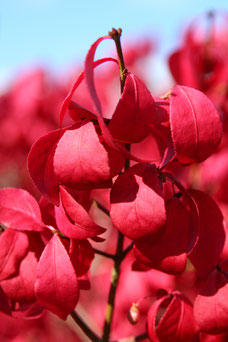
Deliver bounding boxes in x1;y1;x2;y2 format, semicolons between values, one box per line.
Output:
95;200;110;216
70;311;100;342
112;332;148;342
94;248;116;260
121;242;134;261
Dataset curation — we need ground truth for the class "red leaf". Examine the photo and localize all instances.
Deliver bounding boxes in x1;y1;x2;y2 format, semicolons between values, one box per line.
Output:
35;234;79;320
55;186;105;239
28;128;67;204
0;229;29;281
188;190;225;277
77;273;91;290
84;35;158;162
69;100;97;122
194;266;228;334
134;197;189;275
147;291;199;341
59;57;118;127
1;249;39;302
154;97;170;123
69;239;94;277
110;163;166;240
0;188;45;231
53;121;124;189
109;73;156;143
170;85;223;164
1;232;44;302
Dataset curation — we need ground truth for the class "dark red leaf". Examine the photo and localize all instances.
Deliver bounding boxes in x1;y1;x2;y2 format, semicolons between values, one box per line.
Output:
147;291;199;341
109;73;156;143
134;197;189;275
188;190;225;277
69;239;94;277
110;163;166;240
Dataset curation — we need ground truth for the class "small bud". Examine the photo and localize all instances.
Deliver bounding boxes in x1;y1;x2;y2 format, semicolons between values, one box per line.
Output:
127;302;139;325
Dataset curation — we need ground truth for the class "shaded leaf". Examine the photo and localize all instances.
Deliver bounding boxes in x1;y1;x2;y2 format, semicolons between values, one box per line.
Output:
109;73;156;143
110;163;166;240
134;197;189;275
188;190;225;277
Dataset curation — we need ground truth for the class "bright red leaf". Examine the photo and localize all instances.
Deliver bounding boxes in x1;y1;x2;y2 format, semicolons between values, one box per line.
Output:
53;121;124;189
170;85;222;164
0;188;45;231
35;234;79;320
28;128;67;204
55;186;105;239
0;229;29;281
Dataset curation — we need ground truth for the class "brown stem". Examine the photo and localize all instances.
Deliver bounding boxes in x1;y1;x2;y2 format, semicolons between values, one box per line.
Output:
109;28;127;92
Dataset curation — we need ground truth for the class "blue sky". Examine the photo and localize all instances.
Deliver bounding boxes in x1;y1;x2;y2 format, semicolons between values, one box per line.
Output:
1;0;228;88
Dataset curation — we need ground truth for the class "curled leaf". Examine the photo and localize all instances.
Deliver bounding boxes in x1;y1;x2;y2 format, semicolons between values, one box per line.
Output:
147;291;199;342
55;186;105;239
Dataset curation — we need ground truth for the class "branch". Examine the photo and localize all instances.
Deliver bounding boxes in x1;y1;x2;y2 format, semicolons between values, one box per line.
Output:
102;232;124;341
94;248;116;260
70;310;100;342
121;242;134;261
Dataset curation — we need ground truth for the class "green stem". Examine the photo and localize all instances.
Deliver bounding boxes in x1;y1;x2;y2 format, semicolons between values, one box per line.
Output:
70;311;100;342
102;232;124;341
